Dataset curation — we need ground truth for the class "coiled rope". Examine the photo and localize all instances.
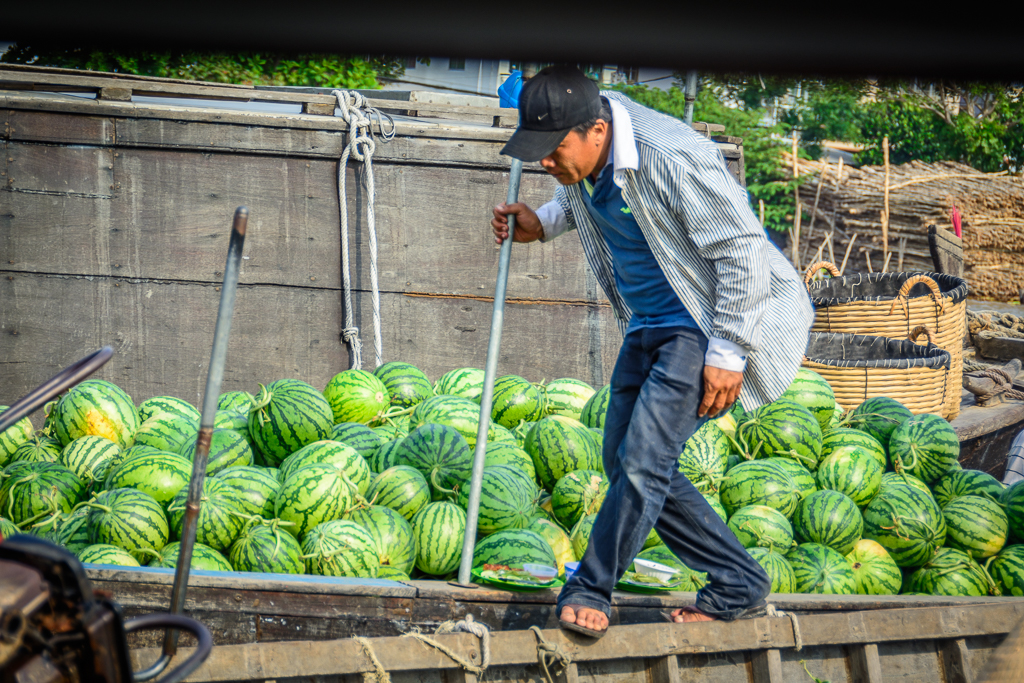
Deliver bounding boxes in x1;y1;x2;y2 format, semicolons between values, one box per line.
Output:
403;614;491;676
333;90;396;369
528;626;574;683
766;604;803;652
966;366;1024;402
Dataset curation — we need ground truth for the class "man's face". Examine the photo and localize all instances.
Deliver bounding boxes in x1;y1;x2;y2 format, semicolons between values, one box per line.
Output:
539;119;608;185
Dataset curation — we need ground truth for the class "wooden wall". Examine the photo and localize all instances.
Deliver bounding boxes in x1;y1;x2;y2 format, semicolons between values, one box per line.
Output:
0;95;623;413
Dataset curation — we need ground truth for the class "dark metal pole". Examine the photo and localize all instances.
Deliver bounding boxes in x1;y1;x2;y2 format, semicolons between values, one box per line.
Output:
455;159;523;587
135;207;247;682
683;70;698;126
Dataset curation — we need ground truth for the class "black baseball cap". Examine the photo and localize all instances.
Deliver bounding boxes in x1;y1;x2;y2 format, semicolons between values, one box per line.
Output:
500;65;602;162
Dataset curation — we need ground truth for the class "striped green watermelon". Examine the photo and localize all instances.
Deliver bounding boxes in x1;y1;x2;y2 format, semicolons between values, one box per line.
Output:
579;385;610;430
32;505;91;554
989;545;1024;597
793;490;863;556
768;457;816;502
106;451;192;507
274;463;354;538
147;541;233;571
77;544;141;567
570;513;596;559
526;415;601;492
473;528;556;570
278;440;371;496
411;501;466;575
87;488;169;561
1;516;21;540
346;504;416;573
214;410;252;440
368;438;405;474
491;375;545;429
702;491;728;523
248;380;334;467
677;421;732;494
1003;481;1024;540
323;369;390;425
879;471;932;497
409;396;498;448
905;547;994;596
376;567;411;581
365;465;430;521
932;469;1004;509
0;462;36;510
138;396;200;423
374;362;433;409
719;459;802;518
815;446;883;508
0;406;34;467
779;368;836;432
942;495;1007;559
847;397;913;452
786;543;857;594
218;391;254;413
395;423;472;500
528;517;575;575
551;469;608;529
331;422;386;459
737;398;822;470
11;434;62;464
179;428;253;476
372;417;410;441
50;380;140;449
433;368;485;402
888;414;960;484
728;505;794;551
2;462;84;525
134;414;198;454
862;479;946;567
168;478;248;552
215;466;280;519
821;428;886;470
543;378;596;420
588;428;604;454
489;424;520;447
747;547;796;593
457;465;538;534
301;519;379;577
484;442;537;483
845;539;902;595
60;435;121;484
229;520;304;574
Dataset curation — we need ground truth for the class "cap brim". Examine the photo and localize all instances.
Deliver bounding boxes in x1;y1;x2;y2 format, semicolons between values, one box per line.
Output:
500;127;571;162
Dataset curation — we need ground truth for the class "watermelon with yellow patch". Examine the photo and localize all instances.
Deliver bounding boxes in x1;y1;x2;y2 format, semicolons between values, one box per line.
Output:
50;380;140;449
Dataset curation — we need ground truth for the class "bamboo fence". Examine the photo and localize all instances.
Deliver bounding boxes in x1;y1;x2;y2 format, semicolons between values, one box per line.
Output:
783;154;1024;301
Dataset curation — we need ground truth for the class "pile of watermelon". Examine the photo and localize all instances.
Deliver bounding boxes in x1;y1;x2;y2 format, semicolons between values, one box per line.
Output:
2;362;1022;599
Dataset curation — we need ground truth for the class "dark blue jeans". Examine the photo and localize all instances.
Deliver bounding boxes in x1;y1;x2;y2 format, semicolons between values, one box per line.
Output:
557;326;770;620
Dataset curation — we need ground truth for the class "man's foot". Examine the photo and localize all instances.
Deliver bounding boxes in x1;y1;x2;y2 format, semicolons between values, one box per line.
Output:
668;605;718;623
559;604;609;637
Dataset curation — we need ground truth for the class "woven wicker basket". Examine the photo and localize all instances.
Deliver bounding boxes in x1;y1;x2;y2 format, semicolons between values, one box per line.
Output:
802;327;953;418
804;262;968;420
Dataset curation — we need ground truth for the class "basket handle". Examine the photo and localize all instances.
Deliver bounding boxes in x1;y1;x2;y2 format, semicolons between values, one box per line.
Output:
909;325;934;345
887;274;945;316
803;261;841;285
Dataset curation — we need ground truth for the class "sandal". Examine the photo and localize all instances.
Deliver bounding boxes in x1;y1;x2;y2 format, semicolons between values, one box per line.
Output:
558;604;608;639
663;602;768;623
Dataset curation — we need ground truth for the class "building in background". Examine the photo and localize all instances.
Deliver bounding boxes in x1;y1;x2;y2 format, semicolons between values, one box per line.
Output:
381;57;509;101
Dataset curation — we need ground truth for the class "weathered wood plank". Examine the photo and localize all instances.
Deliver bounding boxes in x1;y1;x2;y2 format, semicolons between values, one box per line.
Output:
0;272;621;413
749;649;781;683
849;642;883;683
6;142;114;197
647;655;681;683
941;638;974;683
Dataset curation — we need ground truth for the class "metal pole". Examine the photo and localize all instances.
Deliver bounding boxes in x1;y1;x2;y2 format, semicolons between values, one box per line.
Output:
135;207;247;682
683;70;698;126
455;159;523;587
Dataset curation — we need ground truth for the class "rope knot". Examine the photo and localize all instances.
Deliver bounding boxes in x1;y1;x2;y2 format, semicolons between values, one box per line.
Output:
765;604;803;652
404;615;490;677
529;626;573;683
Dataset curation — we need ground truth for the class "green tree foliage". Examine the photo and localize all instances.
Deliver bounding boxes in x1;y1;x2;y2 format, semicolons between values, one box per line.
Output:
1;45;409;89
613;82;809;232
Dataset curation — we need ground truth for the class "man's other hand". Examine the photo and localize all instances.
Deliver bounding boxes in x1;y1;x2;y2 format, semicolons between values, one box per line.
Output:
492;203;544;244
699;366;743;418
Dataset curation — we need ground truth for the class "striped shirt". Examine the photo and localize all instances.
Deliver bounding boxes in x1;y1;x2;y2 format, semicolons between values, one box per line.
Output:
537;91;815;409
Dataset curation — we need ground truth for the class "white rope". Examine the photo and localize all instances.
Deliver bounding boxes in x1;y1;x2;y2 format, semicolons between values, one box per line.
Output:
766;604;803;652
333;90;396;369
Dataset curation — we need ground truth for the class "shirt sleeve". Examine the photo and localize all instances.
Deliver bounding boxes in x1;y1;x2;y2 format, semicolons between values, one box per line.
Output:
705;337;748;372
536;198;570;242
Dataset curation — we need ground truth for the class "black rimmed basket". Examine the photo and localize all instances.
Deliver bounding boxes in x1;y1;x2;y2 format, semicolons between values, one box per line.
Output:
802;327;953;417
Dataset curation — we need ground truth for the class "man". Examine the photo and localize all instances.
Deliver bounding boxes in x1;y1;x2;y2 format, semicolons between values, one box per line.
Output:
491;66;814;638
